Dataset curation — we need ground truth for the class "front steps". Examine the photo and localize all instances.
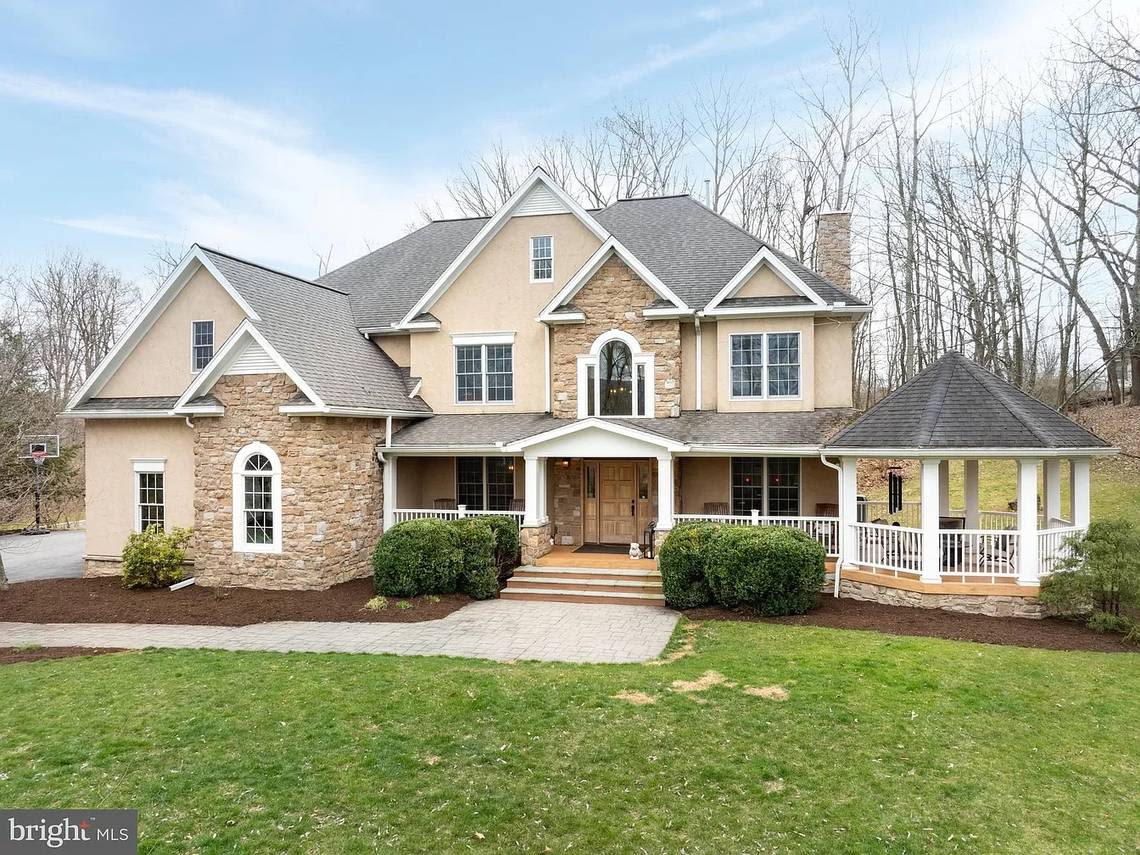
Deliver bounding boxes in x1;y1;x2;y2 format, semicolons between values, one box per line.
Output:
501;565;665;606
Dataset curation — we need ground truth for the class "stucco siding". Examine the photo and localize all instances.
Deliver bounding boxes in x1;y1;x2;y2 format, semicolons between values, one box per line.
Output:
101;267;248;398
715;317;816;412
735;264;801;299
84;419;196;561
813;319;855;408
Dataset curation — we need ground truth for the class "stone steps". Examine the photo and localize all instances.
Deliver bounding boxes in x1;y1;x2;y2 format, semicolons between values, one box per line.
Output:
502;565;666;606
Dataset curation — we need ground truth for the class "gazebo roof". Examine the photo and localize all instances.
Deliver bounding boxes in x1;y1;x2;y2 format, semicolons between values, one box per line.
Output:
825;352;1111;452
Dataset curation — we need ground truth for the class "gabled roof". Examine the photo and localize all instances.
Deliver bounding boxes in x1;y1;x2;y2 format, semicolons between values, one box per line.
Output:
825;352;1110;452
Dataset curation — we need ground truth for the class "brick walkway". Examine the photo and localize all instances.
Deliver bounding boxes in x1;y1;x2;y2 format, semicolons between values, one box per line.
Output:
0;600;680;664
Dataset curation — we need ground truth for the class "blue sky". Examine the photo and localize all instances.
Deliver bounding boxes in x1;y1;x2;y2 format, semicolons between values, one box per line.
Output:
0;0;1095;285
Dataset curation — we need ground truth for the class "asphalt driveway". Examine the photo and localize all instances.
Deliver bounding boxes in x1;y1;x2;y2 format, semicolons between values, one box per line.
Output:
0;531;85;582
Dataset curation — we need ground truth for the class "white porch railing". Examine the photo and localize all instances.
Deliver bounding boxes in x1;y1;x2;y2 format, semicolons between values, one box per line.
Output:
674;511;840;557
850;522;924;575
393;507;526;529
1038;526;1082;575
857;499;922;528
935;529;1021;579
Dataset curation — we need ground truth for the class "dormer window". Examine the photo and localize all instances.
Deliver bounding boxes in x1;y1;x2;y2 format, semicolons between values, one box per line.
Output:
192;320;214;371
530;236;553;282
577;331;654;418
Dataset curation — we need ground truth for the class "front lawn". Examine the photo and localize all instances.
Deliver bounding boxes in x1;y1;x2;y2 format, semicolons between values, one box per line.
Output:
1;622;1136;853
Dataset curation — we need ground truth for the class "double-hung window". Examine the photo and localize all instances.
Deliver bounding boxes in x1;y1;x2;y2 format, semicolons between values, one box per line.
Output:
192;320;214;371
232;443;282;553
729;331;800;399
530;236;553;282
455;457;515;511
730;458;801;517
455;335;514;404
133;459;166;532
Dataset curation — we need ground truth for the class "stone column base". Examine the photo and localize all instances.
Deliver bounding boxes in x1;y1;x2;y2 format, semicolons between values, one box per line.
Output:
520;522;553;565
83;557;122;578
838;577;1044;618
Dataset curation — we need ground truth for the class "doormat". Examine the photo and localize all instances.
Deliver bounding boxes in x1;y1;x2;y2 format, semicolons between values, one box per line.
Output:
575;544;635;555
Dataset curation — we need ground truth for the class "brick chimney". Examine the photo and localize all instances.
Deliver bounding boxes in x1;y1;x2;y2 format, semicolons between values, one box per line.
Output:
815;210;851;290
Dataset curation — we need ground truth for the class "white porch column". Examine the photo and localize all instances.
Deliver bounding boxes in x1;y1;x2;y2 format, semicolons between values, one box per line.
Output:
382;453;396;531
920;460;942;583
523;455;542;526
1017;458;1040;585
537;458;549;522
656;454;675;531
839;457;858;566
1043;458;1062;526
963;459;980;529
938;459;951;516
1070;457;1091;528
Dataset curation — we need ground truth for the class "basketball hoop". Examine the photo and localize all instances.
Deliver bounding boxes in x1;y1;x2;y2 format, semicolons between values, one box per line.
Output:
30;449;47;467
17;434;60;535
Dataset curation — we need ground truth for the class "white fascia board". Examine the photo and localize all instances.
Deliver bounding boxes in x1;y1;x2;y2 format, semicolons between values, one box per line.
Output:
66;245;261;410
399;168;609;327
704;246;828;312
702;303;873;319
823;446;1119;459
59;409;179;419
451;331;516;346
539;312;586;324
408;378;423;398
680;445;821;456
539;237;689;321
643;307;694;319
173;321;325;414
387;445;509;455
503;417;688;454
279;405;431;418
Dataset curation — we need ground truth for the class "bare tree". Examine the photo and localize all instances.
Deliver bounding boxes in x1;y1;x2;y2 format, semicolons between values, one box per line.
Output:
693;78;760;213
446;140;524;216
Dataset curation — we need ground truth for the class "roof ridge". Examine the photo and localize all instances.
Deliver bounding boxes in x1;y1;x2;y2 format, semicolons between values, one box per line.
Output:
613;192;694;203
916;358;956;445
197;245;350;297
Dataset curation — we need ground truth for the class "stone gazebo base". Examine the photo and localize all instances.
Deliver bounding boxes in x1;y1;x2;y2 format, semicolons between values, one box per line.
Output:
839;569;1044;618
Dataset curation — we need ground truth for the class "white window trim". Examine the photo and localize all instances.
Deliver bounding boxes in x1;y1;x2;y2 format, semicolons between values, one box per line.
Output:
453;334;516;406
132;458;166;533
231;442;282;554
727;456;802;516
529;235;554;283
728;331;803;401
576;330;655;419
190;319;215;374
454;456;517;511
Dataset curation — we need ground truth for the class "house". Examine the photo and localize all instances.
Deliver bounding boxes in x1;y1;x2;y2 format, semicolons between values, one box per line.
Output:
63;168;1114;614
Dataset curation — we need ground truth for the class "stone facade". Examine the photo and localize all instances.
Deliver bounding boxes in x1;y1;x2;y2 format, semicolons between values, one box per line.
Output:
520;522;553;564
191;373;387;589
551;459;583;546
815;211;851;289
838;577;1044;618
550;256;682;419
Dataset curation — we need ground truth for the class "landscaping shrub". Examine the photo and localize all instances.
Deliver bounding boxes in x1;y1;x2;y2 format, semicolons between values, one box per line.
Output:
121;526;192;589
704;525;825;615
1039;519;1140;633
658;522;717;608
451;517;498;596
464;566;501;600
372;519;461;597
481;515;521;576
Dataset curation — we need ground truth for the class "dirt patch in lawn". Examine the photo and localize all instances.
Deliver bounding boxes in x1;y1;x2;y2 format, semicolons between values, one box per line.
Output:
683;596;1136;653
0;577;471;626
745;685;789;701
0;646;125;666
670;670;736;693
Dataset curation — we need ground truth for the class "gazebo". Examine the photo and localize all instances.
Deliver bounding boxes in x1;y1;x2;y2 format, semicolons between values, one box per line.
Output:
823;353;1115;615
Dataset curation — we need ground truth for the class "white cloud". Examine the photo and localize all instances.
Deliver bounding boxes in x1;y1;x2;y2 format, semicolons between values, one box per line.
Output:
0;71;446;275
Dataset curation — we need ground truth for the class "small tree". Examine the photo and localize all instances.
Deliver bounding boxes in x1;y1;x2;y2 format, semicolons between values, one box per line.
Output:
1039;520;1140;627
121;526;192;589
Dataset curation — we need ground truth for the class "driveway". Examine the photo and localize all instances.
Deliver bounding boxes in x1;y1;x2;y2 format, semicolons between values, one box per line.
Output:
0;530;85;582
0;599;681;664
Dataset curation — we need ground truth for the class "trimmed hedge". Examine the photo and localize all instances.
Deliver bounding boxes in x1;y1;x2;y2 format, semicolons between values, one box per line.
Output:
658;522;717;608
464;566;501;600
481;515;521;576
372;518;461;597
121;525;192;589
704;525;825;615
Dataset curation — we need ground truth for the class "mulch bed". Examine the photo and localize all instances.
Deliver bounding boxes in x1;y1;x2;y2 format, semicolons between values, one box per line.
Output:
0;647;125;666
0;577;470;626
684;596;1137;654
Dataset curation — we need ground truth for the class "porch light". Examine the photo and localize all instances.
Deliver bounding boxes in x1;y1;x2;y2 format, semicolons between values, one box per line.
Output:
559;458;571;468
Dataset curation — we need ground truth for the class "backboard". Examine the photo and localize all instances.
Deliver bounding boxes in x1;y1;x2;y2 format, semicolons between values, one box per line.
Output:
18;434;60;461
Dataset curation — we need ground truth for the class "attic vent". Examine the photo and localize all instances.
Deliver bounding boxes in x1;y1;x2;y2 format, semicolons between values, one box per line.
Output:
515;183;568;217
226;339;280;375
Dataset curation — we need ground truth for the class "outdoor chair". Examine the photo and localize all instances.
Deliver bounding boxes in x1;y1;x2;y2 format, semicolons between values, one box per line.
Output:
433;498;457;510
703;502;730;515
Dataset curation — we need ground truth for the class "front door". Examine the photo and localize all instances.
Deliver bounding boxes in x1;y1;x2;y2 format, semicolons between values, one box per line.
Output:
599;461;638;544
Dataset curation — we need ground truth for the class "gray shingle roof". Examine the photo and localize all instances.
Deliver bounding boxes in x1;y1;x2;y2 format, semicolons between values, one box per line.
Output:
314;195;864;331
317;218;486;330
825;352;1110;450
201;248;431;414
392;409;855;449
73;396;178;412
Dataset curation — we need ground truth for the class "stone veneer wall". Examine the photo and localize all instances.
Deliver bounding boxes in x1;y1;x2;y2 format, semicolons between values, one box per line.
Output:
550;256;682;419
551;459;583;546
815;211;851;290
520;522;553;564
838;577;1044;618
191;373;388;589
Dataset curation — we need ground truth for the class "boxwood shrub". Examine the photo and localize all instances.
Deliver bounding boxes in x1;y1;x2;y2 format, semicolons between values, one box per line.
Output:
480;515;521;577
658;522;717;608
121;525;192;589
451;517;497;596
372;518;461;597
704;525;825;615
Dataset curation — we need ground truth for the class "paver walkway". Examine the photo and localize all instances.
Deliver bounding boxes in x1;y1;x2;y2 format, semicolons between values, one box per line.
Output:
0;599;680;664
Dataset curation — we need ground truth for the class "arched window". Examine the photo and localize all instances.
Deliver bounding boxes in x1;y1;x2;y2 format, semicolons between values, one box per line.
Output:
577;331;654;418
232;442;282;553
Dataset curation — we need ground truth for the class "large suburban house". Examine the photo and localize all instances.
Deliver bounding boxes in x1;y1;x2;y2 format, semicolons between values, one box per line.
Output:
63;168;1114;615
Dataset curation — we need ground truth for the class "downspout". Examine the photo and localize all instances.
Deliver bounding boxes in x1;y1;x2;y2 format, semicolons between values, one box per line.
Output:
694;316;703;412
819;453;843;598
544;323;552;413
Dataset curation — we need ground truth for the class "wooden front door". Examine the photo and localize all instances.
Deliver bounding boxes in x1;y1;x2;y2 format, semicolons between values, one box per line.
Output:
599;461;638;544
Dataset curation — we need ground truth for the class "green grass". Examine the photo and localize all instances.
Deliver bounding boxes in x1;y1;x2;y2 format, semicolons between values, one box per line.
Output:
1;623;1136;853
866;459;1140;527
